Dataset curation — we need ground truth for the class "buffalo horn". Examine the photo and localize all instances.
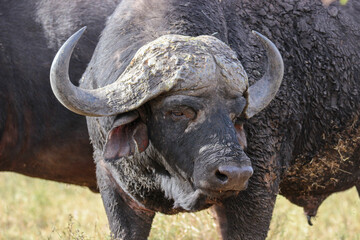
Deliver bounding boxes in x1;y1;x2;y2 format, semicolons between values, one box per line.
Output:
245;31;284;118
50;27;139;117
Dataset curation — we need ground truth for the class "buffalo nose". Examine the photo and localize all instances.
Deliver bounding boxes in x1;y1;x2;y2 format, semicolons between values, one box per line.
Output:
215;165;253;191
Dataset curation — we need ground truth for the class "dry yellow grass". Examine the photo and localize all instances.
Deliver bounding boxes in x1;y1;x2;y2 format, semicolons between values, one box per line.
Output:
0;172;359;240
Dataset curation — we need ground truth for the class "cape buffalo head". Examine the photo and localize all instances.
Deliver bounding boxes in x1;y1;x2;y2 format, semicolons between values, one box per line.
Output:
50;28;283;211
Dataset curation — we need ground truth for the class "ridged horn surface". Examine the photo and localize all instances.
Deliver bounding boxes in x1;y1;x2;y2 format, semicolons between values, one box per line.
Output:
51;29;253;118
51;27;123;116
50;29;183;117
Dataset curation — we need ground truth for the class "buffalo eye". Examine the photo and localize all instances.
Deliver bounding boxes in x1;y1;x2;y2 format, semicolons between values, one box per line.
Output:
168;107;196;121
171;111;184;117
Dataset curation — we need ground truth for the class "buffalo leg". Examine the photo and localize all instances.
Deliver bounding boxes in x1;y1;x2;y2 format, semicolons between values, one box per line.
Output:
356;183;360;198
96;164;155;240
212;162;279;240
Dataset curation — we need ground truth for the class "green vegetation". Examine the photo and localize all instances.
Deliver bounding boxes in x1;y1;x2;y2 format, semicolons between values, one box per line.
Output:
0;172;359;239
322;0;348;5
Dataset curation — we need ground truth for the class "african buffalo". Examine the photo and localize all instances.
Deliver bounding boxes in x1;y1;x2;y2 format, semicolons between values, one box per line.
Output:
51;0;359;239
0;0;121;191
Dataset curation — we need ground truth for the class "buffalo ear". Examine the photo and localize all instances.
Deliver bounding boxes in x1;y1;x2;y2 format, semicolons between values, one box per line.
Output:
234;123;247;150
103;112;149;161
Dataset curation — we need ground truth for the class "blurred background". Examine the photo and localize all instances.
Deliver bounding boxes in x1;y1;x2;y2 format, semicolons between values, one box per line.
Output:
0;172;359;240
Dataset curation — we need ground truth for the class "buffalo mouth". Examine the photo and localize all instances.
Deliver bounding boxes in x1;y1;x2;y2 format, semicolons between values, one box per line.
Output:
200;188;242;200
155;159;251;211
100;160;245;213
99;148;248;213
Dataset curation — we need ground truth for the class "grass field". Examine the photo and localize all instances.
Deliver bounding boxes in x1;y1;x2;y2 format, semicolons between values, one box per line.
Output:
0;172;359;240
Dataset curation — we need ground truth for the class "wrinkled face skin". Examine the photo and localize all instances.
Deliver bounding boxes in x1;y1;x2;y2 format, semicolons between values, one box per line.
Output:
100;36;253;212
147;87;251;206
102;71;253;212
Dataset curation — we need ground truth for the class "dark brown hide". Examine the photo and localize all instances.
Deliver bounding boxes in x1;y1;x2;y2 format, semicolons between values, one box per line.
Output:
0;0;121;191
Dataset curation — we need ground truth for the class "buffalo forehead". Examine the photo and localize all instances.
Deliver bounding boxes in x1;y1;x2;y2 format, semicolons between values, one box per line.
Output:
157;35;247;93
115;34;248;100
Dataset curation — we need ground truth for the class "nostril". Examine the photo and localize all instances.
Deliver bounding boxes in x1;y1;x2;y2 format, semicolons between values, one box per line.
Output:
217;165;253;187
215;170;228;182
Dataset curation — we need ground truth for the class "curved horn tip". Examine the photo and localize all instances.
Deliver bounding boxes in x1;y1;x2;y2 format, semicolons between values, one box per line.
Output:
65;26;87;48
251;30;264;40
50;26;91;116
76;26;87;38
251;30;260;36
245;30;284;119
50;25;87;77
51;26;137;117
79;26;87;33
55;27;87;59
251;30;279;52
74;26;87;37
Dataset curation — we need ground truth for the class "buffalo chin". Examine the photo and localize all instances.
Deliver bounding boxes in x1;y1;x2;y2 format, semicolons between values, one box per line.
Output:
158;176;241;213
102;161;212;214
100;142;243;214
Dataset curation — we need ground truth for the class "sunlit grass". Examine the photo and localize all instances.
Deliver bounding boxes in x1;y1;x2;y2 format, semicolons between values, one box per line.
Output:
0;172;359;239
0;173;109;240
